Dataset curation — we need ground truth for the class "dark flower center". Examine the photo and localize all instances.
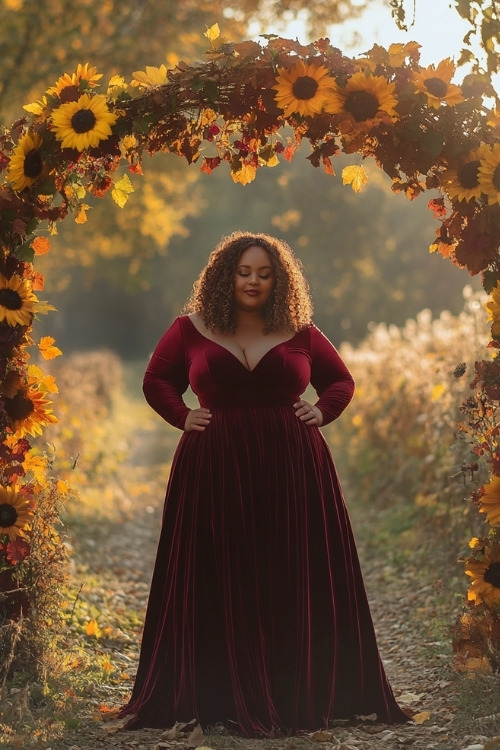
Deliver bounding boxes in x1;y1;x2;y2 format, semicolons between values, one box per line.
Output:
71;108;97;134
484;561;500;588
493;165;500;191
23;149;43;179
424;77;448;98
457;160;480;189
344;90;380;122
292;75;319;101
0;289;22;310
0;503;17;527
4;393;34;422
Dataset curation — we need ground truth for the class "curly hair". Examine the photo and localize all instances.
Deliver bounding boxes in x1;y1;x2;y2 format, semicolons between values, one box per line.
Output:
183;231;313;334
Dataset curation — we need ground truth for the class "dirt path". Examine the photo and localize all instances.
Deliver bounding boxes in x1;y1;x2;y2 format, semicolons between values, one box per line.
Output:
49;420;500;750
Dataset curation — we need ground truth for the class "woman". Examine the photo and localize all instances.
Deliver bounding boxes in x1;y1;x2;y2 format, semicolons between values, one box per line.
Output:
119;231;407;736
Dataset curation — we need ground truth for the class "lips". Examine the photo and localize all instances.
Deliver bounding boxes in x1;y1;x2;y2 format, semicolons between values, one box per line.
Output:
245;290;261;296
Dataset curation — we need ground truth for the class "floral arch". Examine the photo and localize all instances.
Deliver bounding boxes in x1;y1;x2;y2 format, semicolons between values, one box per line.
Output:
1;28;500;665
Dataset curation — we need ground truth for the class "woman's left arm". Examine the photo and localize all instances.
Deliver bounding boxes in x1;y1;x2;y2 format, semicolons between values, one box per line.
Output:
309;325;355;426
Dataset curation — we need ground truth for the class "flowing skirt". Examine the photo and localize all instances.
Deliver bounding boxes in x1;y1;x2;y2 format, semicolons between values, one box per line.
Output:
120;406;407;735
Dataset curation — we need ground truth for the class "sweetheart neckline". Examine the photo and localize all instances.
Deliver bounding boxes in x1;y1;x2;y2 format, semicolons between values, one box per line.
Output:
184;316;300;373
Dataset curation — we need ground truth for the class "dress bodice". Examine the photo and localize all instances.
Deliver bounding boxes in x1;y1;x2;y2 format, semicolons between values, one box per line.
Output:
143;315;355;429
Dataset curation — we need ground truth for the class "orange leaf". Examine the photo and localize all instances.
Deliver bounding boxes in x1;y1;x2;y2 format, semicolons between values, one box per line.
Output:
31;271;45;291
31;236;51;256
38;336;62;360
85;619;101;637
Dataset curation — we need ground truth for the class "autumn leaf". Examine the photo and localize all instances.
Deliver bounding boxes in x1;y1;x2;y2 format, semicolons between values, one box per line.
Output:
30;271;45;290
31;236;51;256
85;619;101;637
74;203;90;224
111;174;134;208
187;724;206;747
342;165;368;192
38;336;62;360
431;383;446;400
56;479;69;495
204;23;220;41
413;711;431;724
231;162;257;185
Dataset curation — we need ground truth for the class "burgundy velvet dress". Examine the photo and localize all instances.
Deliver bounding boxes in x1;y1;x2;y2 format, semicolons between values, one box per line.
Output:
119;315;407;735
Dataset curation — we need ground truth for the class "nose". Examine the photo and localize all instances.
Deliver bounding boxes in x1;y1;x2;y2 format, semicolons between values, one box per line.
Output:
248;273;260;285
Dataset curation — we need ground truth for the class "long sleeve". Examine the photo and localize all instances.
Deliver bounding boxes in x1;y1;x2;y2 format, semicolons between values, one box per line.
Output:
309;325;355;426
143;317;191;430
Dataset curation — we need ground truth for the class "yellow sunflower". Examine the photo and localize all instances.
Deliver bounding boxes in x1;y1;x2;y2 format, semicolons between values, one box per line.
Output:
480;476;500;526
478;143;500;205
412;58;464;108
0;274;38;327
273;60;334;118
486;282;500;337
324;71;398;123
3;385;57;438
440;145;488;203
0;485;33;541
51;93;117;152
46;63;103;99
6;132;44;192
466;543;500;610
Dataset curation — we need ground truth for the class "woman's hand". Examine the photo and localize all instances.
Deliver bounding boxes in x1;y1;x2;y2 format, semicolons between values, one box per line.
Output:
293;400;323;426
184;407;212;432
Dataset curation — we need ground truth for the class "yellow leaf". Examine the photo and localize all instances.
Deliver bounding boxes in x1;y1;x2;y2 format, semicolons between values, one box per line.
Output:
342;165;368;193
431;383;446;400
74;203;90;224
112;174;134;208
231;163;257;186
56;479;69;495
31;237;51;256
38;336;62;360
204;23;220;41
85;619;101;637
413;711;431;724
33;300;56;315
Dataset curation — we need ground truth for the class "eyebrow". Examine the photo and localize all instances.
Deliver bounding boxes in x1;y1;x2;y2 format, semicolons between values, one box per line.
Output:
237;264;273;270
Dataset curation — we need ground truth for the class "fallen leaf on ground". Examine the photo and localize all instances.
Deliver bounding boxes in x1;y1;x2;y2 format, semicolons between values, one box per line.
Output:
412;711;431;724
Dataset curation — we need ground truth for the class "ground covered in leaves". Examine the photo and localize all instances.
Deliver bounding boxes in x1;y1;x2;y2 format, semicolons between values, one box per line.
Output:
2;397;500;750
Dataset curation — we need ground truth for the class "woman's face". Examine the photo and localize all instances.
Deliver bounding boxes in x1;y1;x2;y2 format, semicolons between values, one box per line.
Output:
233;245;274;314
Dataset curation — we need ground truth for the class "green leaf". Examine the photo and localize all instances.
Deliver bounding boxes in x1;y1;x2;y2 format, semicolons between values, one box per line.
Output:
483;270;498;294
420;131;444;159
14;243;35;262
203;81;219;104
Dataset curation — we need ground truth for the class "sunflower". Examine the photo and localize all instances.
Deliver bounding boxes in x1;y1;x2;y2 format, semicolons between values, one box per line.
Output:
324;71;398;123
0;485;33;541
51;93;117;152
0;274;38;327
412;58;464;108
440;146;488;203
478;143;500;205
466;543;500;610
46;63;103;101
480;476;500;526
3;385;57;438
273;60;334;118
6;132;44;192
486;282;500;338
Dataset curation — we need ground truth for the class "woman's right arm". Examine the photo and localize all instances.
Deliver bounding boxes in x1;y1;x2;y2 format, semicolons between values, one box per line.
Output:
143;318;192;430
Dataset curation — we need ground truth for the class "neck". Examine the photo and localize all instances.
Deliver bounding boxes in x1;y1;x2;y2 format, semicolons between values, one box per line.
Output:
234;310;266;332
